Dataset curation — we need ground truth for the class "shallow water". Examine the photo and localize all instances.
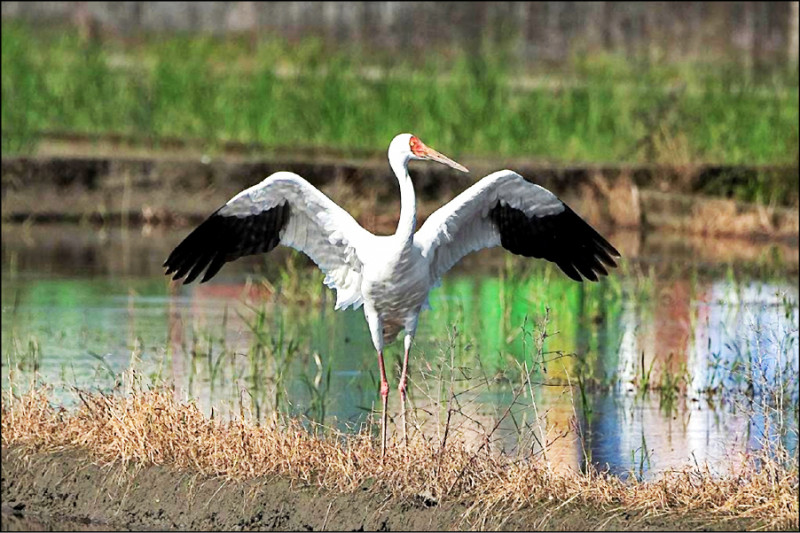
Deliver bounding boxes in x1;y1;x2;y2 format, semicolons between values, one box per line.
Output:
2;223;798;479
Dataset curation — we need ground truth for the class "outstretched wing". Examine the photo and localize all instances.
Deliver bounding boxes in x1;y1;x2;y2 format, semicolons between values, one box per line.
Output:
163;171;372;310
414;169;620;283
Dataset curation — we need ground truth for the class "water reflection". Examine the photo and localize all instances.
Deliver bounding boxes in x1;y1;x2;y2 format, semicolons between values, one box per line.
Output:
2;224;798;478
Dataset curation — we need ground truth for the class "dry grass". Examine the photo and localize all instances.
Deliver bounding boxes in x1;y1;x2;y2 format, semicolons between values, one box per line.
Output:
2;383;797;530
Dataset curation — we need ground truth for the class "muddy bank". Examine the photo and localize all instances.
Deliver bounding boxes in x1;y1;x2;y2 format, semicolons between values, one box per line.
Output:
4;222;798;283
1;446;760;531
1;509;126;532
2;155;798;241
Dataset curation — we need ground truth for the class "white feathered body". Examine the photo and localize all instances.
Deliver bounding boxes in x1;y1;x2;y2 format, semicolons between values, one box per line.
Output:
360;236;432;343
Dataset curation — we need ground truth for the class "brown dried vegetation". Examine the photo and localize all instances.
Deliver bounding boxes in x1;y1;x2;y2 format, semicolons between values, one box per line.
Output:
2;383;797;530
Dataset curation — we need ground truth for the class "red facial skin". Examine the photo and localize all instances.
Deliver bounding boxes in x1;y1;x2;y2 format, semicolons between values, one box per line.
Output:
409;136;427;157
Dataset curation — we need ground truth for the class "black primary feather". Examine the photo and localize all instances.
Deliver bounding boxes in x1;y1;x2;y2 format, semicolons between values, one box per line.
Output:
489;202;619;282
163;203;291;284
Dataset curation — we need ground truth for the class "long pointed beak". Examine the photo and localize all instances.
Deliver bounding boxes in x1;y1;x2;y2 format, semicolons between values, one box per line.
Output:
422;146;469;173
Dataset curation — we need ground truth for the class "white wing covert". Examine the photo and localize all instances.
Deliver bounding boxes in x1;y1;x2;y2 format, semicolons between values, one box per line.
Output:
415;170;620;284
164;172;372;310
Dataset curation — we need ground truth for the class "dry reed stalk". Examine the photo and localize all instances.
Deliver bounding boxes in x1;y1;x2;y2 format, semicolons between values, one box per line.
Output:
2;386;797;530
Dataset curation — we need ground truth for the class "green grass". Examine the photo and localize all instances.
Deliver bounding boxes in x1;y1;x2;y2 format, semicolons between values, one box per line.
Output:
2;21;799;166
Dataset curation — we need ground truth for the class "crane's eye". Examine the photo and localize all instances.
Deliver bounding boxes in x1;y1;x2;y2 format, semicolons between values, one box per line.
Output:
409;136;425;157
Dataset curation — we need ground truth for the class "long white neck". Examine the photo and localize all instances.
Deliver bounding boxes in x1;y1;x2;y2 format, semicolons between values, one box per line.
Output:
389;153;416;245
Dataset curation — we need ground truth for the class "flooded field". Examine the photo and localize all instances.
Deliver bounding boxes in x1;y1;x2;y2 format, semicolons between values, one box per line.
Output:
2;223;798;481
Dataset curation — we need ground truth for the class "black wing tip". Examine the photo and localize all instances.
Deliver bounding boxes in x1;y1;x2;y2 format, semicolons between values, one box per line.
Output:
565;204;622;260
164;254;209;285
490;201;622;283
162;202;291;286
554;249;621;283
602;242;622;260
557;208;622;282
568;272;585;282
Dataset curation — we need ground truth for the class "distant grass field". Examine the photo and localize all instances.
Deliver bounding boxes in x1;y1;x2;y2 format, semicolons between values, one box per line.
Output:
2;21;798;167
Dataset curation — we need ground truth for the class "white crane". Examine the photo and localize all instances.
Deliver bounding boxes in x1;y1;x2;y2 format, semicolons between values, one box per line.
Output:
164;133;620;455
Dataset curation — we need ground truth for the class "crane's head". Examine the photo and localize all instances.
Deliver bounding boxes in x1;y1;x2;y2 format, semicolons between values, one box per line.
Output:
389;133;468;173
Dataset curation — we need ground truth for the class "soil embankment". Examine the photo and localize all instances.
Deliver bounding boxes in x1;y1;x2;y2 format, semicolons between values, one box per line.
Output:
1;446;759;531
2;150;798;241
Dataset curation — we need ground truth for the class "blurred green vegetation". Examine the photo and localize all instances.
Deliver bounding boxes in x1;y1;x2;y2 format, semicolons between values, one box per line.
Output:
2;21;798;166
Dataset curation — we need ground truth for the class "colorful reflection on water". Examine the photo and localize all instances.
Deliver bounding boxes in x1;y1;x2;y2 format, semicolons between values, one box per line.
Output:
2;224;798;478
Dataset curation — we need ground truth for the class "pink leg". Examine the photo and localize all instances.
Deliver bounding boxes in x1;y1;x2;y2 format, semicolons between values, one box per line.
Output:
398;341;411;447
377;350;389;457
